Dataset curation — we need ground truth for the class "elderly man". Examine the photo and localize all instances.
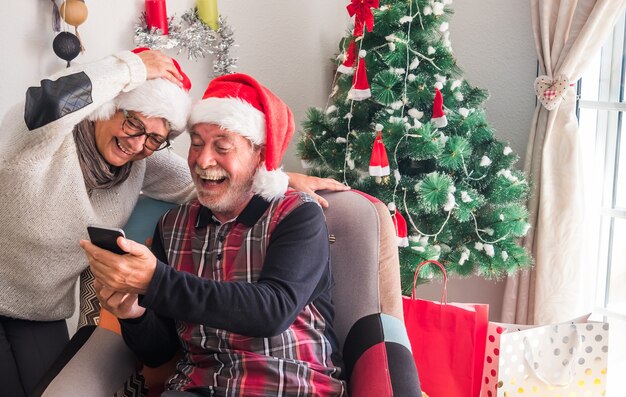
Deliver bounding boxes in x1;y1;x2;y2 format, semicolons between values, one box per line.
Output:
80;74;347;397
0;44;344;395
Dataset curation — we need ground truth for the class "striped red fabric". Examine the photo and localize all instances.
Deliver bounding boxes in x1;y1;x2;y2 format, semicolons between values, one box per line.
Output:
157;194;345;396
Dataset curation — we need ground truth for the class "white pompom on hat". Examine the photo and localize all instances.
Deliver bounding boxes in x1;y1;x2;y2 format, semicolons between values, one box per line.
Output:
189;73;295;201
88;48;192;137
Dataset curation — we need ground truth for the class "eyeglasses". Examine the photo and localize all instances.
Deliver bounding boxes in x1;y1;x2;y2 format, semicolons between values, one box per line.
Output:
121;109;171;151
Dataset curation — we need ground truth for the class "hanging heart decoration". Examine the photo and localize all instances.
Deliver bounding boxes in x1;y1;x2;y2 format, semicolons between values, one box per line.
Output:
534;74;570;111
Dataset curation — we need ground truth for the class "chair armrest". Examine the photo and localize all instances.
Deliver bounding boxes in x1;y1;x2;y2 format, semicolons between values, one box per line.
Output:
343;313;421;397
42;326;137;397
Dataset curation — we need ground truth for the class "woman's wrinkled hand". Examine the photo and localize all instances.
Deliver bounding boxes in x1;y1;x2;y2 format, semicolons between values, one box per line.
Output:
286;172;350;208
93;279;145;320
136;49;184;88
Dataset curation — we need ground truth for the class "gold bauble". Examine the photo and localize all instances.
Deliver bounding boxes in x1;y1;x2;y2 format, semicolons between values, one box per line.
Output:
60;0;88;27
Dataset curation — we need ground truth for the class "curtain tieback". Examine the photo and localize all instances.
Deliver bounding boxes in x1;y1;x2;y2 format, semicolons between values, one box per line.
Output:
534;74;572;111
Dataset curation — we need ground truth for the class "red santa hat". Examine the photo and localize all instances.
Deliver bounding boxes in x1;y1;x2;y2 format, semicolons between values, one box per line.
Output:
348;52;371;101
431;87;448;128
189;73;294;200
389;203;409;247
88;48;192;136
337;39;356;75
369;125;390;177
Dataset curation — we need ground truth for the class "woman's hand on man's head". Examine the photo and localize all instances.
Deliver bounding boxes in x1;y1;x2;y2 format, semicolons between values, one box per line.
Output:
136;49;184;88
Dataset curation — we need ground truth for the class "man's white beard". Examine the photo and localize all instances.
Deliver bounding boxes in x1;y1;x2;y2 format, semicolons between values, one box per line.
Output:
195;164;257;216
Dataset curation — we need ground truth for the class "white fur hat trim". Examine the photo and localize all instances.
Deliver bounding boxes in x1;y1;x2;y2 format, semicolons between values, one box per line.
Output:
189;97;267;145
88;78;191;137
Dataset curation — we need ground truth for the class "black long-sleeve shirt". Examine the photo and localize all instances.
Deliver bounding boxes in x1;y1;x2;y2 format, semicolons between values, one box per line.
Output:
120;195;341;372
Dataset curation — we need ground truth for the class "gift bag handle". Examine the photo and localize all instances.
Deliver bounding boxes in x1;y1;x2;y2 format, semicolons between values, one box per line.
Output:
522;328;581;387
411;260;447;304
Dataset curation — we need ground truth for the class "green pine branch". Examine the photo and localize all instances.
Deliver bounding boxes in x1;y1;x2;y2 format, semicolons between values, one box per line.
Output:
298;0;533;290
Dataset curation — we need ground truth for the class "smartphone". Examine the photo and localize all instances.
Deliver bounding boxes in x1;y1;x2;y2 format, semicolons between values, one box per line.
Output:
87;225;126;255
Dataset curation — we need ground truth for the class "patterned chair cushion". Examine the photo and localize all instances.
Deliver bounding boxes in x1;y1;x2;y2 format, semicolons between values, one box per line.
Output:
343;313;420;396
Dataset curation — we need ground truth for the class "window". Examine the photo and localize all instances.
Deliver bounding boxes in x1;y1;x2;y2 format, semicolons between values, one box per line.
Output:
578;10;625;396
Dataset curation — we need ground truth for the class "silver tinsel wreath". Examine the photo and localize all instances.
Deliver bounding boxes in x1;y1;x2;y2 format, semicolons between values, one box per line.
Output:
134;13;179;50
173;9;216;62
212;16;238;76
134;8;237;76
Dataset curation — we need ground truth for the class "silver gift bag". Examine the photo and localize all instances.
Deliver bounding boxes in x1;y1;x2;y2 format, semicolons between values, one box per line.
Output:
496;321;609;396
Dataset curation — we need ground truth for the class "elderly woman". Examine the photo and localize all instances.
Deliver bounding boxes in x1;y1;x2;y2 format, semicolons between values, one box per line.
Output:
0;49;345;397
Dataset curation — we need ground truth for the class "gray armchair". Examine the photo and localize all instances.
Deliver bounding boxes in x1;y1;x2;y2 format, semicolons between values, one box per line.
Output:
42;191;420;397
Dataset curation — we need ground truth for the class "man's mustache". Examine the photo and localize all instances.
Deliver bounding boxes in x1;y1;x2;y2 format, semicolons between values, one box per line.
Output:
194;165;229;180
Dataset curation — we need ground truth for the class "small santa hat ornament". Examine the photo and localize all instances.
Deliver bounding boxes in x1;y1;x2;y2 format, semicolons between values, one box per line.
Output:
369;125;390;177
388;203;409;247
189;73;295;200
88;48;192;136
431;87;448;128
348;52;371;101
337;39;356;75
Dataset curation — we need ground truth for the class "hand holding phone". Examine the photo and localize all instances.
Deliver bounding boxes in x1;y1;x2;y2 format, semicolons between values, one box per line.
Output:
87;225;126;255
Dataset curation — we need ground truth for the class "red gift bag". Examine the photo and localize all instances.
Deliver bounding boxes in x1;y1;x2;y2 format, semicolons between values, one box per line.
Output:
403;260;489;397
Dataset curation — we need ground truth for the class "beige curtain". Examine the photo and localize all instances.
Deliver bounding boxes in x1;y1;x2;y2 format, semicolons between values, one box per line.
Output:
502;0;626;325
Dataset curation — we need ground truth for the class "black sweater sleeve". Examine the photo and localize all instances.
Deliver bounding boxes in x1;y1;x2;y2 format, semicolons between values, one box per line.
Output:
139;201;330;337
119;309;180;368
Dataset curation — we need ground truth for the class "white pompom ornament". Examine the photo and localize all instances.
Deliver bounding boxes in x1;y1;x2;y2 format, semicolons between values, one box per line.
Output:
480;156;492;167
408;108;423;119
432;2;445;15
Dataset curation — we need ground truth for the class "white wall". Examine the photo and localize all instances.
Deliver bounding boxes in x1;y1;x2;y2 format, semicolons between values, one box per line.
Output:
449;0;537;163
0;0;350;169
0;1;536;324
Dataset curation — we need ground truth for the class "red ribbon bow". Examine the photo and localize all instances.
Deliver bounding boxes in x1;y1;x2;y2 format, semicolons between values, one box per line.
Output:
346;0;380;36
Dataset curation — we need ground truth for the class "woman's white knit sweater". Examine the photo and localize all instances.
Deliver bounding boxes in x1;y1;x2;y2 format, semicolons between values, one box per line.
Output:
0;51;195;321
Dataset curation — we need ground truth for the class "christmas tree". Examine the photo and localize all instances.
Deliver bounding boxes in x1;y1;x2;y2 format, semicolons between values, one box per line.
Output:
298;0;532;292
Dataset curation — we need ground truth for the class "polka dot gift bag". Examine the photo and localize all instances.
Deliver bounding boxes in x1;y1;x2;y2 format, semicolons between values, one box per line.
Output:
480;322;505;397
494;318;609;396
